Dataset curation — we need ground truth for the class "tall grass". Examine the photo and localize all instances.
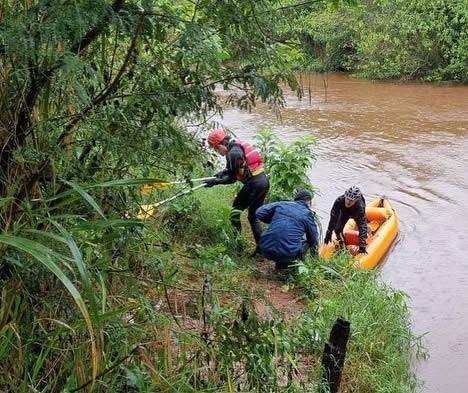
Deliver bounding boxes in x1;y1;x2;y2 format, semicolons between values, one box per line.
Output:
293;255;422;392
0;141;421;392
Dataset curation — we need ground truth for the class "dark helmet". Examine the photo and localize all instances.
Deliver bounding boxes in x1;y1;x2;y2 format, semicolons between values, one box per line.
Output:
294;190;313;201
344;186;362;201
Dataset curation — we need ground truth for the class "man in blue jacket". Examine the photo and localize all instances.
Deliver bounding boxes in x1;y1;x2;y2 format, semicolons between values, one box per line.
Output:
256;190;319;270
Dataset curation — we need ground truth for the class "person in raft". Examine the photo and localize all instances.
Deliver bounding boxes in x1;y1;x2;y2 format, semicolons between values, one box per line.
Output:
204;129;269;254
324;186;368;254
256;190;319;270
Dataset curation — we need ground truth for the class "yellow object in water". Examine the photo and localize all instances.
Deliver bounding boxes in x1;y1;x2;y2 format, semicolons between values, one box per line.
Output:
319;198;399;269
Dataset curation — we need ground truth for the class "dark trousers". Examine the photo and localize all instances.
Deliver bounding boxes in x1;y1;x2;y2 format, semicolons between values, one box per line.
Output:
270;240;310;270
231;172;269;244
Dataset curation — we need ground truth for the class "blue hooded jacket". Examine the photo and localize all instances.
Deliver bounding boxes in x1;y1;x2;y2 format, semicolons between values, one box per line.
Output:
256;200;319;260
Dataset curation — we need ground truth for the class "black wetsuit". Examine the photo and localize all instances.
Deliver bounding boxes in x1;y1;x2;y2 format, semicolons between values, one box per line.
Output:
325;194;367;248
210;141;269;244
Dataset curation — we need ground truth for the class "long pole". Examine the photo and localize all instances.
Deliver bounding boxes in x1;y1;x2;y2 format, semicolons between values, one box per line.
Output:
137;183;207;219
141;177;215;192
153;183;207;207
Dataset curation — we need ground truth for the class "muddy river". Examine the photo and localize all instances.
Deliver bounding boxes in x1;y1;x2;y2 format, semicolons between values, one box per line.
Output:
215;73;468;393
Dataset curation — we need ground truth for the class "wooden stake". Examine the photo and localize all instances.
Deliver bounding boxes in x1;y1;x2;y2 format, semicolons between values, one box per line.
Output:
321;317;351;393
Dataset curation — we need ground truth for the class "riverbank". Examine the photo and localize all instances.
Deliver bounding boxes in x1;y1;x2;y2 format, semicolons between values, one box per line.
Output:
134;184;422;392
0;172;421;392
214;72;468;392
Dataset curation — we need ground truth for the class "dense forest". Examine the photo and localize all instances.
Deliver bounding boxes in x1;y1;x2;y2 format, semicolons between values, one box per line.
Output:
288;0;468;81
0;0;450;391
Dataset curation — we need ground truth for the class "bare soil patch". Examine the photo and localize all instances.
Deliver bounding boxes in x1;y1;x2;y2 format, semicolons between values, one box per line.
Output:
252;258;306;319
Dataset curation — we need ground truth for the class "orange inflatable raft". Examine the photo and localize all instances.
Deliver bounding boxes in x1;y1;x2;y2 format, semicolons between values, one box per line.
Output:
319;198;399;269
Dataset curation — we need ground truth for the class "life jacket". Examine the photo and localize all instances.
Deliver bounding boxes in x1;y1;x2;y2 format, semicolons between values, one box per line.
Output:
230;140;264;182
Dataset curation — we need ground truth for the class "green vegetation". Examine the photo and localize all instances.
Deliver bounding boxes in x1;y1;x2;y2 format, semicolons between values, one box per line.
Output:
283;0;468;82
296;255;423;393
255;129;317;202
0;124;422;391
0;0;426;391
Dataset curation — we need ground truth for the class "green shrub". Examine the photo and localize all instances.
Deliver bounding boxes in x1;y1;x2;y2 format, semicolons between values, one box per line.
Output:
255;129;317;202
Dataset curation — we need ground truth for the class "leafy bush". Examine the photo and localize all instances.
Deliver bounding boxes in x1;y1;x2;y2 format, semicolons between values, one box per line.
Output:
255;129;317;202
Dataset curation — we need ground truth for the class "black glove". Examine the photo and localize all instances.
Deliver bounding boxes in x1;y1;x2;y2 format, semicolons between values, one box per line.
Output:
358;246;367;254
324;231;332;244
204;178;218;188
214;169;228;178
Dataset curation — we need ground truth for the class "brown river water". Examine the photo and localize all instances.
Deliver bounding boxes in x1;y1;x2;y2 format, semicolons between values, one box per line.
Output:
214;73;468;393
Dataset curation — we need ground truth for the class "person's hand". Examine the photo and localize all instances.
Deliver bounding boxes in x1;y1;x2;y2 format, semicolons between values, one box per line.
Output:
358;246;367;254
204;179;218;188
324;232;332;244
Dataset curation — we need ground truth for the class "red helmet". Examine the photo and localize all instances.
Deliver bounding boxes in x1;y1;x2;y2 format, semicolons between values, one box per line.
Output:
207;129;227;147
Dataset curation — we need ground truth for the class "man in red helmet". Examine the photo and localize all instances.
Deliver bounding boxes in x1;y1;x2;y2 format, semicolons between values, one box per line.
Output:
205;129;269;254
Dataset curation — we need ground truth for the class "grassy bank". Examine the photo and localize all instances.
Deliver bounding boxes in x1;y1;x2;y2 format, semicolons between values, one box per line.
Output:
0;179;421;392
128;184;421;392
